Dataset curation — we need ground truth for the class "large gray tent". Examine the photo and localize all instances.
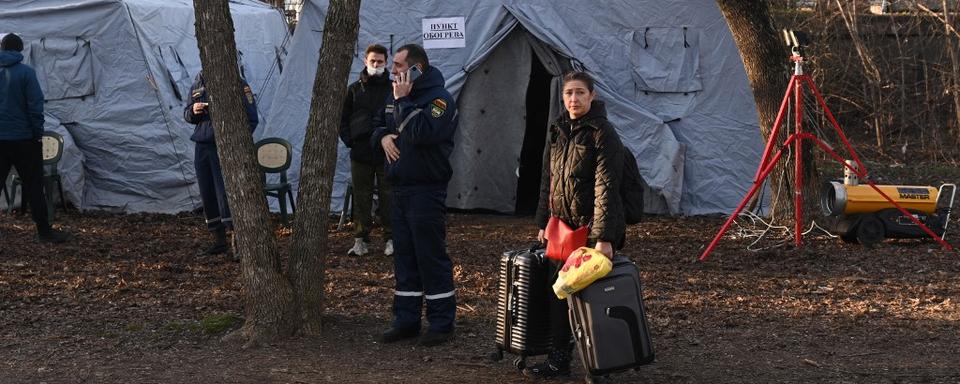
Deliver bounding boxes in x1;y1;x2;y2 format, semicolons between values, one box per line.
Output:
1;0;289;213
264;0;764;216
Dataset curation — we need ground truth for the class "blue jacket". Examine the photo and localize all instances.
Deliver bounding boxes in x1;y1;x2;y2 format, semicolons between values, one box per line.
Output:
183;73;258;144
371;66;458;188
0;51;44;141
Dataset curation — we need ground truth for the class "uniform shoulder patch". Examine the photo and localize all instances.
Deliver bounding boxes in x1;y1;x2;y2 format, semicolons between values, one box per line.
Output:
430;98;447;118
243;85;254;104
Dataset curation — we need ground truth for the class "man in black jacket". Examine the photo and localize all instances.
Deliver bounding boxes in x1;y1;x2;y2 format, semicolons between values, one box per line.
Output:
371;44;458;347
339;44;392;257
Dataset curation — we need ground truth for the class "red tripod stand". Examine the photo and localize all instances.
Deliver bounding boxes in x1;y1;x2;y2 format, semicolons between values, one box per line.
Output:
699;52;953;262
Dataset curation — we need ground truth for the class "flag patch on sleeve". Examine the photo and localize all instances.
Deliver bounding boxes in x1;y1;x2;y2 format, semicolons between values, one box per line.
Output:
243;85;254;104
430;98;446;118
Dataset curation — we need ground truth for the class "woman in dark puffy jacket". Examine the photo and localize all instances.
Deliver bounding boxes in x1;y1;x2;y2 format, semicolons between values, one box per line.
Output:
526;71;625;379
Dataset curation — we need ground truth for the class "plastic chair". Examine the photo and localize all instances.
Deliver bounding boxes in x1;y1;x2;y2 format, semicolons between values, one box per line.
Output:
255;137;295;225
9;132;66;220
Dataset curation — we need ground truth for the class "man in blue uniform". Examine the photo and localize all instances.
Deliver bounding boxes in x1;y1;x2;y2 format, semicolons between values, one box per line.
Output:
183;72;258;255
372;44;458;347
0;33;70;243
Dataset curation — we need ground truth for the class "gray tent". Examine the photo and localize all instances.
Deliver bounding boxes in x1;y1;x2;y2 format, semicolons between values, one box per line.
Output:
264;0;764;216
1;0;289;213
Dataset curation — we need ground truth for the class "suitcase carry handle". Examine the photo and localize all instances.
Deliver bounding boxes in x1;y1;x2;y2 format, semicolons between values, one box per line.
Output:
529;242;545;252
611;254;631;266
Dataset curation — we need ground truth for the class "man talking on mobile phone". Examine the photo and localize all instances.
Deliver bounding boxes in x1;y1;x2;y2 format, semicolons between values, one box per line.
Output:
371;43;458;347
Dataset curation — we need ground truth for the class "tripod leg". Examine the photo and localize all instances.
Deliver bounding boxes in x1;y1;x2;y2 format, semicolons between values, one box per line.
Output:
755;77;797;181
793;77;805;247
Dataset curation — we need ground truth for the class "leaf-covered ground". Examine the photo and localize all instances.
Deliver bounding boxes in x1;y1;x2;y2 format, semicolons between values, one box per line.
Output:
2;203;959;383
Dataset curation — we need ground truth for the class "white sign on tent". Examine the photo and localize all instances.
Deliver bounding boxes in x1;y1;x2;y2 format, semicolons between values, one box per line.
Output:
422;17;465;49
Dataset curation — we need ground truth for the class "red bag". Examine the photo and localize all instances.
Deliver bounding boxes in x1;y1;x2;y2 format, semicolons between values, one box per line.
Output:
544;216;589;261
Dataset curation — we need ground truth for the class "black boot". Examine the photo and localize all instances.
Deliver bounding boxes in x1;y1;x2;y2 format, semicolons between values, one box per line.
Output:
37;228;71;244
522;349;571;379
205;228;228;255
378;326;419;343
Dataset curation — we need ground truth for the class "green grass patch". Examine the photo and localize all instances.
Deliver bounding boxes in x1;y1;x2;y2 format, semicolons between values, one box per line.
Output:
125;322;144;332
160;313;240;335
199;313;241;334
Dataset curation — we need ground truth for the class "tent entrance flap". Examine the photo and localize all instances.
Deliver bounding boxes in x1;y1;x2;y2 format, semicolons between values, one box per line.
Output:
446;28;532;213
446;28;565;213
515;53;552;215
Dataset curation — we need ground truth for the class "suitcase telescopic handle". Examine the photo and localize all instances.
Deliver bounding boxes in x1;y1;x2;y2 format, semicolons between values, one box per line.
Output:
529;242;544;252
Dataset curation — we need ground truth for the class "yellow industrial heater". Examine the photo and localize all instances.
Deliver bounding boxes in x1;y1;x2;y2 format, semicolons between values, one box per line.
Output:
819;165;955;246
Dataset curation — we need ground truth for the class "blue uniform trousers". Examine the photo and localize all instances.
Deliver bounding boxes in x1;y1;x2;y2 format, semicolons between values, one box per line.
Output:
391;185;456;333
195;143;232;231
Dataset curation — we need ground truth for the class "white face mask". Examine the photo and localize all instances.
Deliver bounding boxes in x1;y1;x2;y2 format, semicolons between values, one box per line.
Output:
366;65;385;76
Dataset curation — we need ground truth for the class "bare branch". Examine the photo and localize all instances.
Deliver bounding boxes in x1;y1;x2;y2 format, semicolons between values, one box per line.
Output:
916;3;960;40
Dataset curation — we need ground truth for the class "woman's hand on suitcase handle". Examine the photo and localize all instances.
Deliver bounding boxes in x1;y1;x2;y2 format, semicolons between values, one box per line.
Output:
537;229;545;245
595;241;613;259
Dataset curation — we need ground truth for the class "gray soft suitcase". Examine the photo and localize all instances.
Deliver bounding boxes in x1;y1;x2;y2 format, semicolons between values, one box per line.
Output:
569;257;654;379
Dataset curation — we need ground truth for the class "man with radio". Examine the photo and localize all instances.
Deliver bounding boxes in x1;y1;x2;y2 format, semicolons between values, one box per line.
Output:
371;43;458;347
183;72;258;256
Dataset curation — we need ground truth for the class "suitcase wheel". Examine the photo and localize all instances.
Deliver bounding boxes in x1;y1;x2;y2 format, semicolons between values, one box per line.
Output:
513;357;526;371
488;348;504;362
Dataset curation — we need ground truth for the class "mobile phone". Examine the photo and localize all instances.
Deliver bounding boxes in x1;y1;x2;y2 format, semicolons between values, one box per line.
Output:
407;65;422;82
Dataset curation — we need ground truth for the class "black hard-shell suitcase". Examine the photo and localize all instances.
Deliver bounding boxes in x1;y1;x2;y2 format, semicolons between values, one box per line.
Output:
569;257;654;379
490;245;553;371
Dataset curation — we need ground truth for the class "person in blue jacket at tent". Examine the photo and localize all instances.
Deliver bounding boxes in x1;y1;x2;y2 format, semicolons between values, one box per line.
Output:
0;33;70;244
183;72;258;256
372;43;459;347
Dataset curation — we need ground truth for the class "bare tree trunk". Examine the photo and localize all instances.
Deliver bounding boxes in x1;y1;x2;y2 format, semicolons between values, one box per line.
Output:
288;0;362;336
193;0;297;347
716;0;820;223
